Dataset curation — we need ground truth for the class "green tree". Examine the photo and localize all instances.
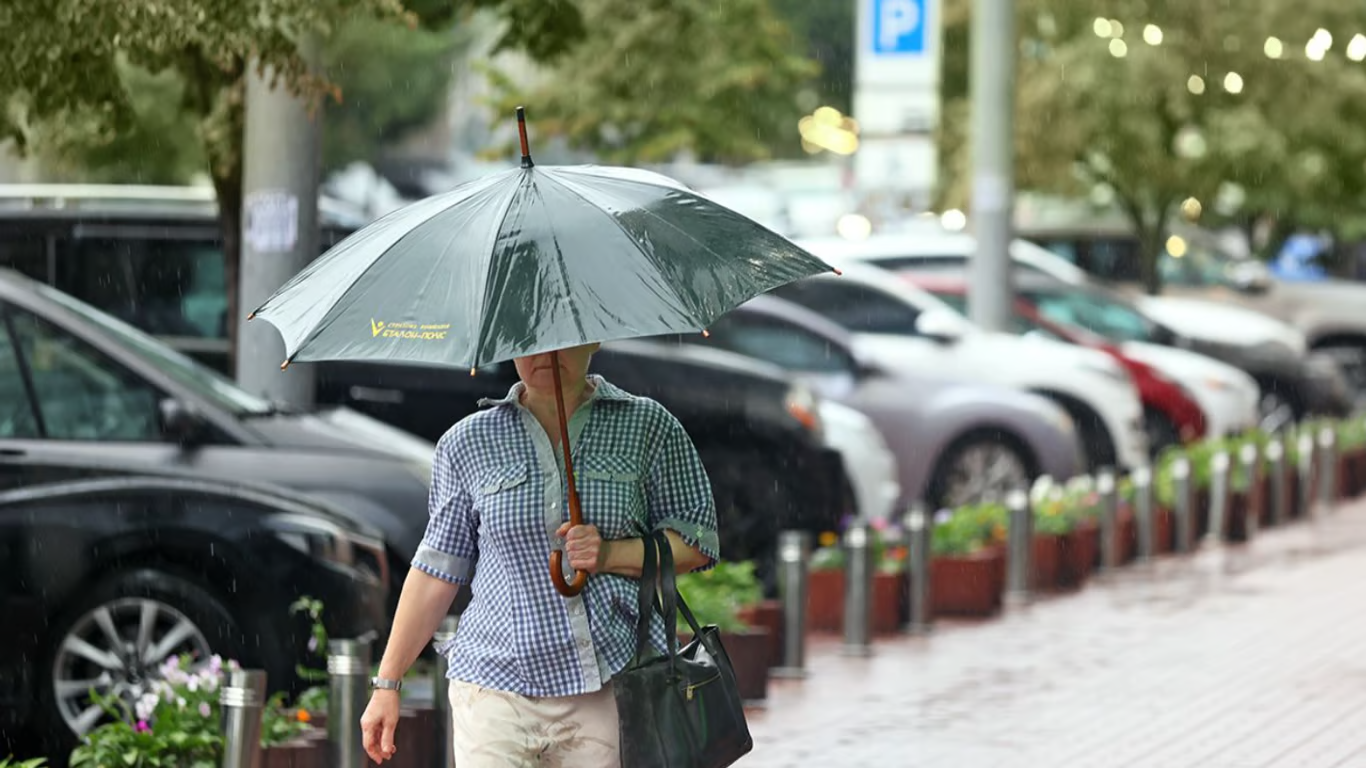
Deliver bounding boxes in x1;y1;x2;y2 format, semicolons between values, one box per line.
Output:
937;0;1366;291
1;0;584;366
486;0;820;165
771;0;855;116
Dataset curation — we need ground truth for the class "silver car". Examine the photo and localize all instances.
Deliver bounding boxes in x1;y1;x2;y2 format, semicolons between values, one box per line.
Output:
664;295;1083;510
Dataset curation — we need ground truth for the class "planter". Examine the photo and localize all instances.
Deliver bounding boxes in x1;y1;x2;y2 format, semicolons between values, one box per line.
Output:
1030;533;1066;591
1226;490;1252;542
872;572;903;634
1355;451;1366;496
1116;506;1138;563
262;730;328;768
930;547;1004;617
736;599;783;668
805;569;844;633
1059;522;1098;588
1255;474;1274;527
313;705;436;768
1192;488;1211;540
719;629;770;705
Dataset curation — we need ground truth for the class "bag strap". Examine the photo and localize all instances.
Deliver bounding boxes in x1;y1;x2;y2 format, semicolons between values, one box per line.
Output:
633;529;661;663
653;530;705;641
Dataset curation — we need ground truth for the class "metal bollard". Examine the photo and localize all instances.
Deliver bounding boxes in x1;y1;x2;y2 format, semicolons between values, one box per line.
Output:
1319;426;1338;511
1132;466;1155;562
903;502;933;635
1005;488;1032;605
1239;442;1260;541
773;530;810;678
1206;451;1230;545
328;638;373;768
1267;438;1287;526
1173;457;1194;553
432;616;459;768
841;518;874;657
1298;431;1316;520
1097;469;1120;572
220;668;267;768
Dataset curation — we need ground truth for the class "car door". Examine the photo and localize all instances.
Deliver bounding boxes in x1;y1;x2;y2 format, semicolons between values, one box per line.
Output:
699;313;862;401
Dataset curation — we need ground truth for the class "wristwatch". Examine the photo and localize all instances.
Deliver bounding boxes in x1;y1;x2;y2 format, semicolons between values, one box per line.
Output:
370;677;402;692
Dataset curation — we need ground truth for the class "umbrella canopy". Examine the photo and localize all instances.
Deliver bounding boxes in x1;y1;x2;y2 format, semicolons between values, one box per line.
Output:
249;108;838;597
250;143;835;371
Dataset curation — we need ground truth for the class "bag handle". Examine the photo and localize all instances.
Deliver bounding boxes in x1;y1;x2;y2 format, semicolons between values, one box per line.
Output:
633;529;661;663
653;530;705;642
632;530;708;664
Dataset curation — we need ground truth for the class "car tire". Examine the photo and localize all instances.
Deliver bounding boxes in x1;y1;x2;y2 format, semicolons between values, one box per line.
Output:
1144;408;1183;458
34;568;282;757
926;431;1036;511
702;450;786;597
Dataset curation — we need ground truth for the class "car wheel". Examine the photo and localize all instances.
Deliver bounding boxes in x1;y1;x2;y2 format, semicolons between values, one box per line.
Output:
928;433;1034;511
703;451;784;597
1144;408;1182;458
35;569;259;754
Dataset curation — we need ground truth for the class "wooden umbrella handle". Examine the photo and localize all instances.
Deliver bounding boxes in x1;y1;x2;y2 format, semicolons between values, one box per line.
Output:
549;351;589;597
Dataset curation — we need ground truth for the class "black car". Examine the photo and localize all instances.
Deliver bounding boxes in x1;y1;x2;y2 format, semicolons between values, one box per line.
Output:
0;267;433;609
0;468;388;760
317;339;847;589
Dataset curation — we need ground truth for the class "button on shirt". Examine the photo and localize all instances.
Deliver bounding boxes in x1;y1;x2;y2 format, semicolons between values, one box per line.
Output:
412;375;720;697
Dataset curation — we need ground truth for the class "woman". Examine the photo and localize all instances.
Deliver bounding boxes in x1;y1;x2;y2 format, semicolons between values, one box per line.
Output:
360;342;719;767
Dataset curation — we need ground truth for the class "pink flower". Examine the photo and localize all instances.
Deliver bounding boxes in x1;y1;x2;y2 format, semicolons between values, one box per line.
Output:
199;702;212;718
135;720;152;733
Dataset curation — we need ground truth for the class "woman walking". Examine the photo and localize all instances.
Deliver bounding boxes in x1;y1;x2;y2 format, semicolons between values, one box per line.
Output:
359;342;719;767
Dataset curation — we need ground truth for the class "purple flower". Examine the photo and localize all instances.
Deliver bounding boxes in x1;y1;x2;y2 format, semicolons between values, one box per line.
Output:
307;636;318;653
135;720;152;733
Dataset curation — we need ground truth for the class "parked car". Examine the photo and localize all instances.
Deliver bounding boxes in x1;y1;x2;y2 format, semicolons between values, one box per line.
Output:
812;229;1353;425
658;295;1082;509
811;398;902;523
902;273;1262;450
1021;219;1366;401
316;339;848;593
763;257;1148;473
0;468;388;758
0;267;433;612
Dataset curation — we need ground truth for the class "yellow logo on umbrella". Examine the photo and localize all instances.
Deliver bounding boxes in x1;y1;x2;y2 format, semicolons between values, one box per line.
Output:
370;319;451;341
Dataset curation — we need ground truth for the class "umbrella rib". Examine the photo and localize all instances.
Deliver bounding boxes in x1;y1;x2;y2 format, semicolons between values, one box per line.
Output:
470;171;536;366
541;173;711;329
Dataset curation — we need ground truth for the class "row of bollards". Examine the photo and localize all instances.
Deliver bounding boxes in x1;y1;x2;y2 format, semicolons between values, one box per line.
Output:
771;426;1349;670
221;618;461;768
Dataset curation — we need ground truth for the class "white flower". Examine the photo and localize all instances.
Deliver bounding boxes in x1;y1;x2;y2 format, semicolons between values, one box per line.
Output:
186;676;199;692
177;697;187;709
135;692;160;722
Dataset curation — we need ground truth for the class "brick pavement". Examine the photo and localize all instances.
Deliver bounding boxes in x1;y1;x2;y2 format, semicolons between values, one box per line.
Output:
740;498;1366;767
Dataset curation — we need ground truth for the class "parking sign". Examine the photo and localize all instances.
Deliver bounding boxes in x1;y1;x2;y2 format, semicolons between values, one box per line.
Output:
872;0;927;55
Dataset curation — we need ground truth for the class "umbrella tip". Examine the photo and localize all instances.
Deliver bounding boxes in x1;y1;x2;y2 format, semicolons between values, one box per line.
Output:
247;312;256;320
701;329;710;338
470;367;477;377
832;267;843;276
280;360;290;371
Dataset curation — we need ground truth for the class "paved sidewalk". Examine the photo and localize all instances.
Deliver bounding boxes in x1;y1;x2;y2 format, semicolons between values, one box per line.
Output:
742;499;1366;767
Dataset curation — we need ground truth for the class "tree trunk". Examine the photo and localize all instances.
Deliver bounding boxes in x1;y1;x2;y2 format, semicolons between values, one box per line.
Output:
1116;194;1169;295
212;168;243;375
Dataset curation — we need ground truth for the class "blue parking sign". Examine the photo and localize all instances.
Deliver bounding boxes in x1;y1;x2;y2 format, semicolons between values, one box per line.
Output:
872;0;927;55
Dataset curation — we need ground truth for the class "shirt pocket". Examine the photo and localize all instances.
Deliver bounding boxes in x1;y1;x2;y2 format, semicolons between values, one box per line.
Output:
472;462;539;541
575;454;645;539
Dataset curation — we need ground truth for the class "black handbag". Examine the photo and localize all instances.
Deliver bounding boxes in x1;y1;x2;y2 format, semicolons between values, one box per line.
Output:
614;530;754;767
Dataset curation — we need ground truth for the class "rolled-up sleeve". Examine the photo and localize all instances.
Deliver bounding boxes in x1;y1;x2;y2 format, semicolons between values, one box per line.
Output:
646;409;720;569
413;434;478;584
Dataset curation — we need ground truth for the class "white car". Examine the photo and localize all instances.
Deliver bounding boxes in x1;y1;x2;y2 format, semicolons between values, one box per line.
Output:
817;399;902;522
1114;341;1261;437
768;257;1149;472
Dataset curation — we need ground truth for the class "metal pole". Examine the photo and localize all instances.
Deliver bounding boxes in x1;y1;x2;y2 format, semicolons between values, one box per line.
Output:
1132;466;1155;562
1239;442;1260;541
1005;488;1032;605
432;617;458;768
966;0;1017;333
1298;430;1316;520
773;530;810;678
841;519;874;656
236;35;322;406
1318;426;1337;511
1267;438;1287;526
220;668;267;768
1096;469;1119;572
1173;457;1193;553
328;638;373;768
903;502;933;635
1206;451;1230;545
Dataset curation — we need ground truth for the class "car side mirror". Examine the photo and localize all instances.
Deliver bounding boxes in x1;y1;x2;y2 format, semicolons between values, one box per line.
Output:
160;398;208;447
914;309;964;344
1227;260;1272;294
853;353;884;379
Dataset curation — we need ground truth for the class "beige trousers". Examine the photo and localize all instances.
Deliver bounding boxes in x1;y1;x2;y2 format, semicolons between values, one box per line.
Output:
447;679;621;767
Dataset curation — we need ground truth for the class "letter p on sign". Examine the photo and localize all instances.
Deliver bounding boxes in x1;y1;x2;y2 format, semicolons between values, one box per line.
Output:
873;0;926;55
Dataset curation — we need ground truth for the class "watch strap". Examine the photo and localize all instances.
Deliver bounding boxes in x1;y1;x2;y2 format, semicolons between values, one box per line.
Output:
370;676;402;691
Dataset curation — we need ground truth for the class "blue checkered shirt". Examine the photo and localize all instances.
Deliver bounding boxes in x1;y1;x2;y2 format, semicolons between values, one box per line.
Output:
413;375;720;697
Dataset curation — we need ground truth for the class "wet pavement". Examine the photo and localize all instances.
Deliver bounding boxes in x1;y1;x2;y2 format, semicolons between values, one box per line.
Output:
742;498;1366;767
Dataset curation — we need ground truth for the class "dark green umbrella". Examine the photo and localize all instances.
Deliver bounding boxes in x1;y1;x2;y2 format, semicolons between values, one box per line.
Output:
249;107;837;596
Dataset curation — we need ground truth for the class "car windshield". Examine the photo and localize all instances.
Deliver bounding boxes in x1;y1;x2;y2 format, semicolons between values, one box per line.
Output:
29;280;276;415
1159;234;1238;288
1022;287;1157;344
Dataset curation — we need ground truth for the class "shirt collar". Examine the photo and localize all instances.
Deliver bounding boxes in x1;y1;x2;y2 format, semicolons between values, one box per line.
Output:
476;374;632;409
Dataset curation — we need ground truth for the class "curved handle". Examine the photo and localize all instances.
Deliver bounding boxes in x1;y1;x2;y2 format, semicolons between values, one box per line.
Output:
550;551;589;597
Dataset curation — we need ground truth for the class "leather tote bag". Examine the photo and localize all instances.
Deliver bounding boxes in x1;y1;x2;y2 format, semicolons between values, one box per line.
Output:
614;530;754;767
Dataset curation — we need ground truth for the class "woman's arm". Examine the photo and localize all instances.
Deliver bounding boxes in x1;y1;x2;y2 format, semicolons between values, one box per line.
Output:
373;567;462;681
601;529;709;577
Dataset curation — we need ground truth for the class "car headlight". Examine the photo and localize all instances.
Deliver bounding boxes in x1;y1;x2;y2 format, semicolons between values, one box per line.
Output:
263;512;387;585
785;382;823;440
1202;376;1234;392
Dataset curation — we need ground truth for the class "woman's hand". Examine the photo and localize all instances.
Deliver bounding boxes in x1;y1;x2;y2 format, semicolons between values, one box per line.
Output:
556;522;608;573
360;690;401;763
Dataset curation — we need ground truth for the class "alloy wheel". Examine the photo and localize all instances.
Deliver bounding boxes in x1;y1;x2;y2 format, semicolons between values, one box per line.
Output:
939;442;1031;510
